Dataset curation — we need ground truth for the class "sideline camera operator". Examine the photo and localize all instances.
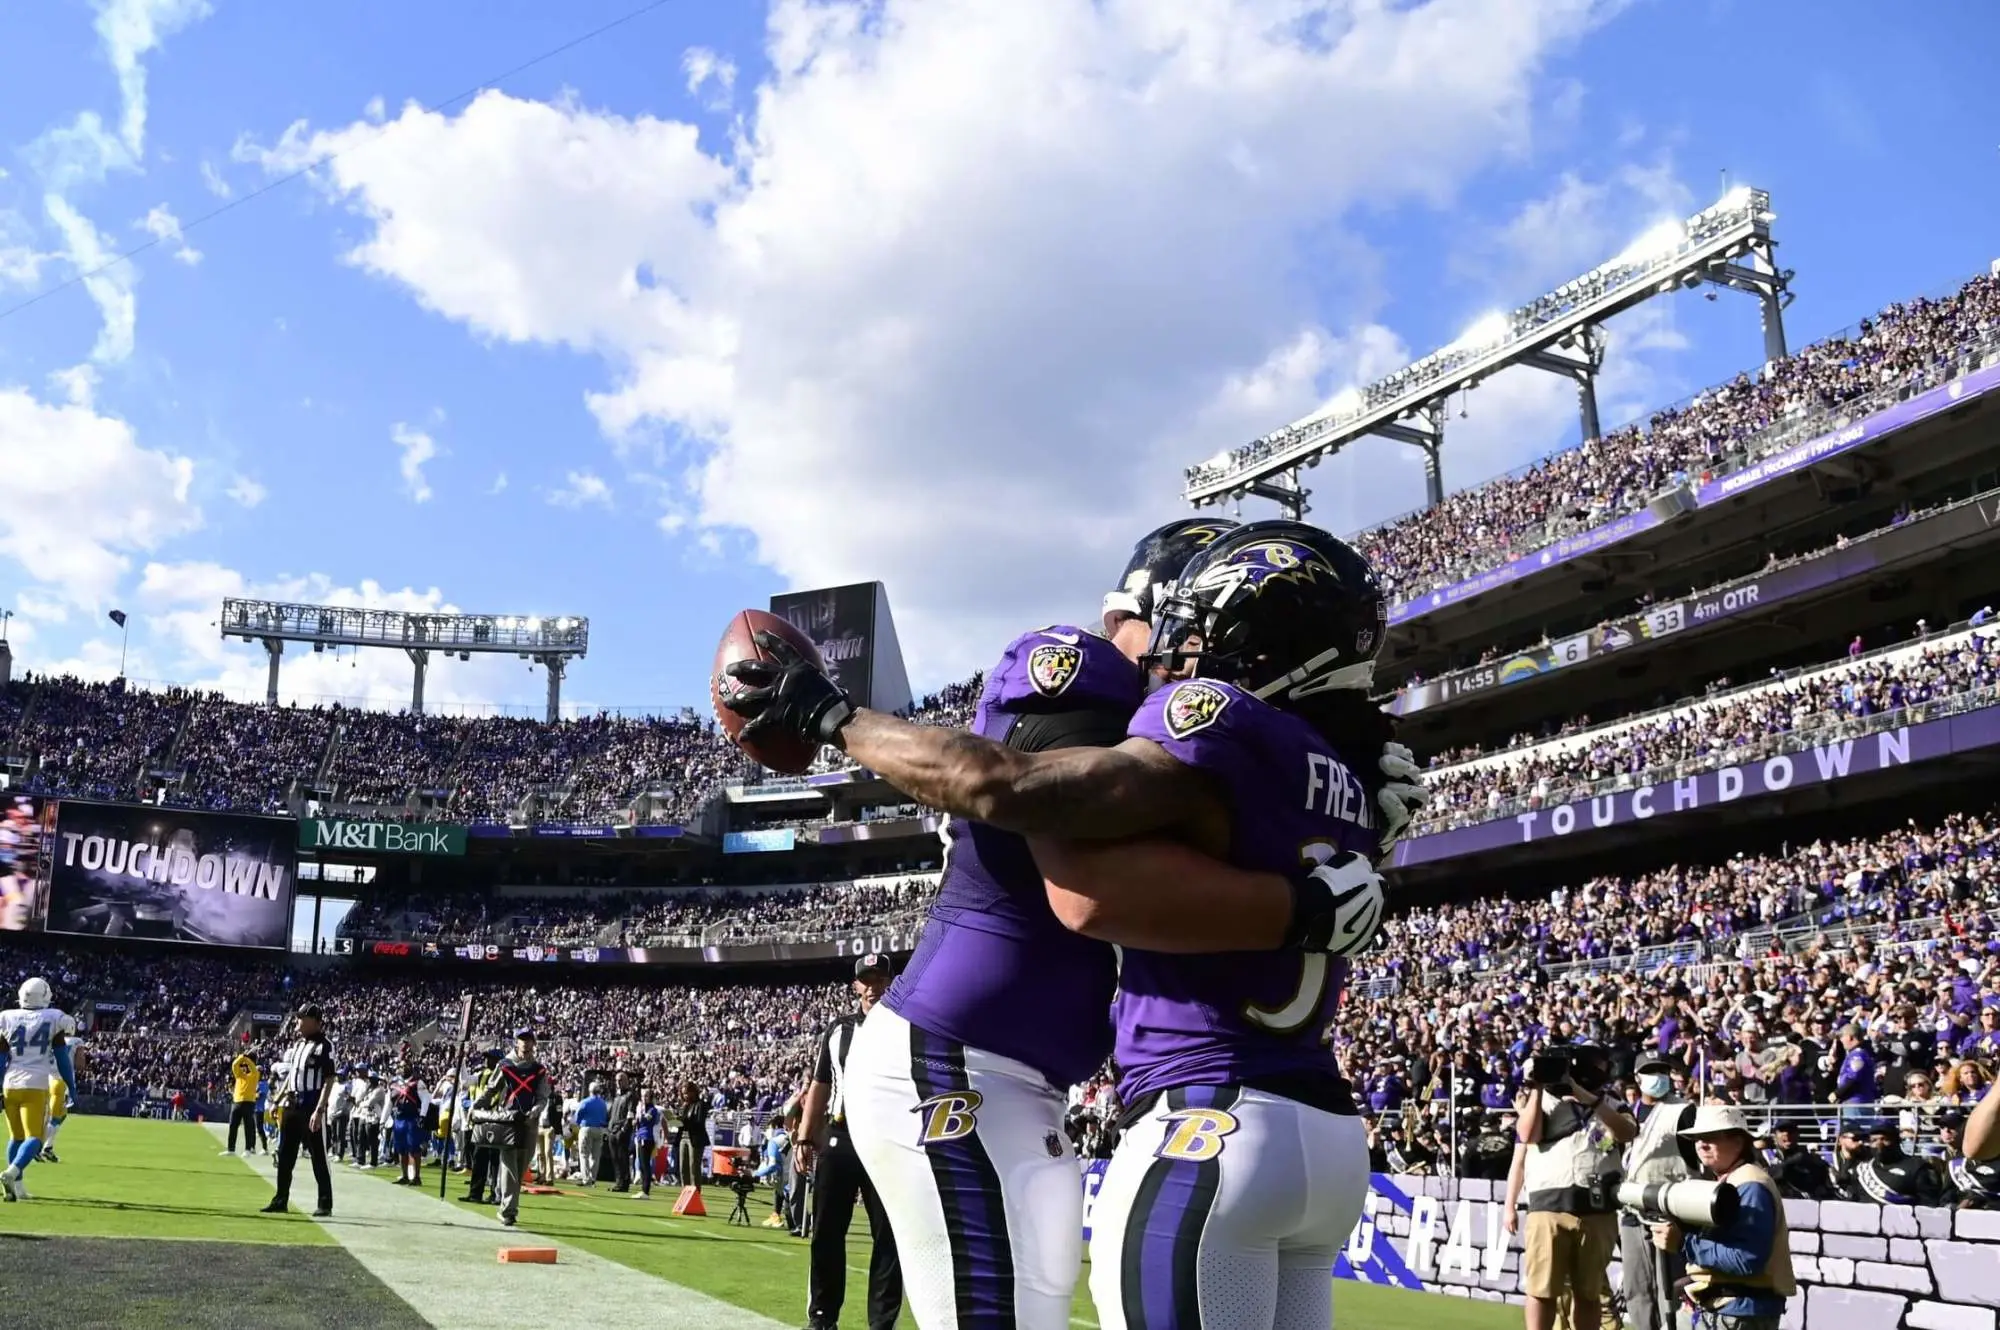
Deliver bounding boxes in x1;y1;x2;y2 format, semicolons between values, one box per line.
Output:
1648;1105;1796;1330
1505;1044;1635;1330
1622;1056;1696;1330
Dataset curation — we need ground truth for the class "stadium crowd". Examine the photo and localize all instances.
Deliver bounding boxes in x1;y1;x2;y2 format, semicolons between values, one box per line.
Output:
337;878;935;948
7;802;2000;1186
1;672;983;826
1194;271;2000;604
1416;622;2000;833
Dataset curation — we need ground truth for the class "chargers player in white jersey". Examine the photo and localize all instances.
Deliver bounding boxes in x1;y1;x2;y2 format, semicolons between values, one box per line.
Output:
2;977;80;1200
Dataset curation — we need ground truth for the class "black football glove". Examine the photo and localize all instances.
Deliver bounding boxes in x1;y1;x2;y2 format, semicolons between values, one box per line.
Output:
720;631;857;746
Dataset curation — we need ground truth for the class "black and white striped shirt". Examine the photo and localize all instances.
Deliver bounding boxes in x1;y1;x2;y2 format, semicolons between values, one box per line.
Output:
813;1013;863;1123
280;1034;336;1107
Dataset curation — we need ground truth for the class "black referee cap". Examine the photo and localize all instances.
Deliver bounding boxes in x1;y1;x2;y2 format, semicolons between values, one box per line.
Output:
295;1005;325;1022
855;953;893;979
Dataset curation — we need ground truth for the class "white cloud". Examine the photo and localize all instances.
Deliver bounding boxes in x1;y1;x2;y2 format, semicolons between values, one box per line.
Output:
43;196;137;364
488;471;509;495
199;159;232;197
546;470;613;509
91;0;214;158
0;210;52;289
682;47;737;109
48;363;101;408
0;386;201;607
391;422;438;502
1464;158;1693;295
245;0;1615;680
225;474;267;508
137;203;203;265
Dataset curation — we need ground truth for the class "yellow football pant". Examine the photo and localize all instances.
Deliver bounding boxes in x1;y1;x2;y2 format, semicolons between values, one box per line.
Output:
49;1078;67;1121
4;1087;50;1142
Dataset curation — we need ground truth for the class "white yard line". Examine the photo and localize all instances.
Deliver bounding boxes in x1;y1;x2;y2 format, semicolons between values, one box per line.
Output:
207;1126;784;1330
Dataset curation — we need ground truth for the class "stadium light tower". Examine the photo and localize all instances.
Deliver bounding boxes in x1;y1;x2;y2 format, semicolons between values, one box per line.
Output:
219;599;589;721
1183;185;1795;520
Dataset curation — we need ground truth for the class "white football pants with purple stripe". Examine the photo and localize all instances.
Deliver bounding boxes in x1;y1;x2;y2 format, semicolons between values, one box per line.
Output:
1088;1085;1368;1330
843;1004;1082;1329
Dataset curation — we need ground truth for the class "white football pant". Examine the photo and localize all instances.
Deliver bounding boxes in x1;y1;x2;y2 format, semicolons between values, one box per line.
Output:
1087;1085;1368;1330
843;1004;1082;1329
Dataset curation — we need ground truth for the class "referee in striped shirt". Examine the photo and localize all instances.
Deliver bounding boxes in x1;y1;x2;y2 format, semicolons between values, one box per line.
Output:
801;955;903;1330
261;1005;337;1218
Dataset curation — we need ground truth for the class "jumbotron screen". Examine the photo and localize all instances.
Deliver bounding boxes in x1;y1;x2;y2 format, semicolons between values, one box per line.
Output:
10;798;297;950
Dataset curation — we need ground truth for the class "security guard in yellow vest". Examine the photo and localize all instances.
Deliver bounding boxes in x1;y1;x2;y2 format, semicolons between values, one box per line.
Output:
1649;1105;1795;1330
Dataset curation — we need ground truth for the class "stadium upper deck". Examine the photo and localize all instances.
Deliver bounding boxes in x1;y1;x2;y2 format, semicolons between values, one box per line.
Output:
1362;269;2000;681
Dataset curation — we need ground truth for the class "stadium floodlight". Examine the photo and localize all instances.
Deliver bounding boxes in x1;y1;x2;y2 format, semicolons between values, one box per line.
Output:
219;598;589;721
1183;185;1794;519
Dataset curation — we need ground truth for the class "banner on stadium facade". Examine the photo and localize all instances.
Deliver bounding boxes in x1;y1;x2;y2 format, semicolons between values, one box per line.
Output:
1386;355;2000;629
299;818;468;856
1386;502;1674;626
36;800;296;949
723;828;797;854
769;581;880;710
1392;701;2000;869
357;924;922;968
1391;549;1874;716
1698;360;2000;504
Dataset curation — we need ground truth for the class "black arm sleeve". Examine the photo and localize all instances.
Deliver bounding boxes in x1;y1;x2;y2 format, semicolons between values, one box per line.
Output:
1003;706;1131;754
812;1027;835;1087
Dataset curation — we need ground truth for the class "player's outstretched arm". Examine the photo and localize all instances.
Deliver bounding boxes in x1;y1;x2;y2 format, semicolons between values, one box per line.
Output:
1034;838;1296;953
836;710;1212;841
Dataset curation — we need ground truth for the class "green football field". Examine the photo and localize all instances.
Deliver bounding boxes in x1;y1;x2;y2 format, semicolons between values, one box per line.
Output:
0;1116;1517;1329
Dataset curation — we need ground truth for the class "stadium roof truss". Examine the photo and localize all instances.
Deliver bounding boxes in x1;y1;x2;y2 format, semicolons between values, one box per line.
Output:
220;598;589;720
1183;186;1794;519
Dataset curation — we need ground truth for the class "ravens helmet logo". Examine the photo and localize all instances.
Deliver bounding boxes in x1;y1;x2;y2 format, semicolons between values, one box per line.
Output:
1027;643;1083;697
1163;680;1231;739
1189;539;1335;598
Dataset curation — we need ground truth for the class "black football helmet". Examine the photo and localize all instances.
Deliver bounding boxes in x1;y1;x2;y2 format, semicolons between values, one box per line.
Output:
1144;519;1387;700
1102;518;1240;626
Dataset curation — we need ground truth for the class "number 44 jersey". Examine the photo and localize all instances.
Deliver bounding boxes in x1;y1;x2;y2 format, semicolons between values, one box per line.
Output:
1;1007;77;1091
1112;678;1378;1107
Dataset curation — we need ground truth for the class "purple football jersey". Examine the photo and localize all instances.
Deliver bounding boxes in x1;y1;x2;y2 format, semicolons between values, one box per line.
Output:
1111;678;1378;1104
885;626;1140;1088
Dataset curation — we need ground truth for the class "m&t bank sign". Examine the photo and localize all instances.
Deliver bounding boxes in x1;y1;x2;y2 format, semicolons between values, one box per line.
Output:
299;819;469;857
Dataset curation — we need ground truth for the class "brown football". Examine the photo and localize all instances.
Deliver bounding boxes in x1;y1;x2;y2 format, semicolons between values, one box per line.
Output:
711;608;826;776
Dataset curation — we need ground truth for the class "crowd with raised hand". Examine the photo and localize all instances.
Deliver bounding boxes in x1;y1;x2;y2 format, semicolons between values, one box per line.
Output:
1415;625;2000;834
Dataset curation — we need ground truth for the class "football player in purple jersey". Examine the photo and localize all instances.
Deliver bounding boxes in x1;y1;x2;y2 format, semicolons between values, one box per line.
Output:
724;519;1409;1330
723;518;1417;1330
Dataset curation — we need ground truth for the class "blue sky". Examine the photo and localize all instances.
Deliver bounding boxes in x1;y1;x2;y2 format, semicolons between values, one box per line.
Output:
0;0;1996;716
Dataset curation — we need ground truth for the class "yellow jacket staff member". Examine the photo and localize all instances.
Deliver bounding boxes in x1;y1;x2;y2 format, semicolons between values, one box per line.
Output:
226;1051;265;1155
